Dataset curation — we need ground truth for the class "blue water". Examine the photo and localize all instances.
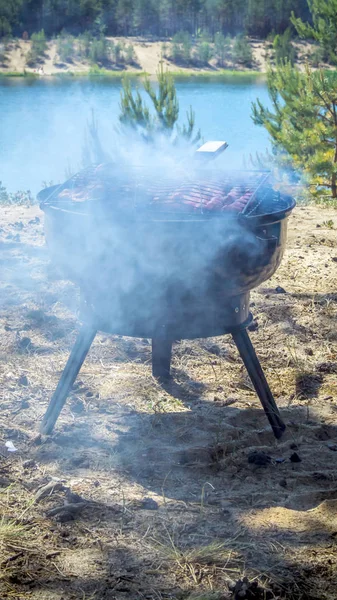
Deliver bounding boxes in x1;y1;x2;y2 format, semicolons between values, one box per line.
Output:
0;77;270;194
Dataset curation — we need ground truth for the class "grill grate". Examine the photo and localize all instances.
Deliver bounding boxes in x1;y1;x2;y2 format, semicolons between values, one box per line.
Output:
135;170;270;214
41;165;291;219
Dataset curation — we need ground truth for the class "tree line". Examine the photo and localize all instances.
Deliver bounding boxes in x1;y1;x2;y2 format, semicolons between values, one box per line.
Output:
0;0;311;39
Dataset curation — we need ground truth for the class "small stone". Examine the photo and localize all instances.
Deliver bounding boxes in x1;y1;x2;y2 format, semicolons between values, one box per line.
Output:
65;490;83;503
290;452;301;463
140;497;158;510
13;221;24;230
23;459;36;469
248;451;271;466
206;344;221;356
313;472;328;481
316;362;337;374
275;285;287;294
70;397;85;414
279;479;287;488
18;337;32;351
332;257;337;262
327;443;337;452
290;443;298;450
18;375;29;386
71;455;89;468
0;477;11;488
28;217;40;225
222;397;237;407
31;434;42;446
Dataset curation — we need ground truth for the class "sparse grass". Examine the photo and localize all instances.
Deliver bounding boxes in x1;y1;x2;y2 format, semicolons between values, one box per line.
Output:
153;528;244;585
183;594;224;600
1;204;337;599
0;516;31;550
322;219;334;229
285;337;312;376
0;70;38;77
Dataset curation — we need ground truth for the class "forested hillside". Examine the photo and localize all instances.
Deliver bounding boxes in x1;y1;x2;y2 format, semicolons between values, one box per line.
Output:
0;0;311;39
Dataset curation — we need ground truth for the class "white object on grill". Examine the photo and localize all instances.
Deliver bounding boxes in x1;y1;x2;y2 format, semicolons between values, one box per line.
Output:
196;141;228;159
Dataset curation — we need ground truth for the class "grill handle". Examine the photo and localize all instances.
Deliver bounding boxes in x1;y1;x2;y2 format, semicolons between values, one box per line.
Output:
256;234;279;254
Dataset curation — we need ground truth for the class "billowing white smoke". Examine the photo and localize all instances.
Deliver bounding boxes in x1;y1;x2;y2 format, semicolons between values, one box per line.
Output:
42;133;264;339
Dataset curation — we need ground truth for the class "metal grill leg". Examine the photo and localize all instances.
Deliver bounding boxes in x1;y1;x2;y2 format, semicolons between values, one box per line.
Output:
232;329;286;439
152;338;173;380
40;326;97;435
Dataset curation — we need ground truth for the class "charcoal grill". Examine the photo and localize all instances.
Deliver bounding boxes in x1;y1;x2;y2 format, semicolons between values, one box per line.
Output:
38;144;295;439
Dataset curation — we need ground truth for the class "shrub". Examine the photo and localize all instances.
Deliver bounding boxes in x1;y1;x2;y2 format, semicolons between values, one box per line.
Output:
171;31;192;63
171;39;181;62
78;31;92;59
57;32;75;63
199;30;212;43
310;46;325;68
232;35;253;66
214;32;231;67
125;44;137;65
273;28;296;65
197;41;212;65
89;36;109;64
266;30;276;46
31;30;47;56
161;42;168;58
0;182;33;205
0;48;6;65
26;29;47;65
112;41;122;64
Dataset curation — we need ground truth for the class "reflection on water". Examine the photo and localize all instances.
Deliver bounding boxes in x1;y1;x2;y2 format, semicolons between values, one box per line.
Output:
0;77;270;194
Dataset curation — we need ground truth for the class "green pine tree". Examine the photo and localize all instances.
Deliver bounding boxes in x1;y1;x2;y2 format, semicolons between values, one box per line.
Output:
273;27;296;65
119;62;201;145
214;32;231;67
291;0;337;64
232;35;253;66
252;61;337;198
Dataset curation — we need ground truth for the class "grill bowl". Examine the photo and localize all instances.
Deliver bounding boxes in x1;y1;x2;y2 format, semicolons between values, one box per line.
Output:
39;181;295;339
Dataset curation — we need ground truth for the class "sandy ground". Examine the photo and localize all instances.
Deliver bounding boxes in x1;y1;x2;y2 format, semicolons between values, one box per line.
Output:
0;200;337;599
0;38;320;76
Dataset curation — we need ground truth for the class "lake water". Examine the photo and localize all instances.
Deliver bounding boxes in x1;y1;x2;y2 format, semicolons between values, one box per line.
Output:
0;76;270;194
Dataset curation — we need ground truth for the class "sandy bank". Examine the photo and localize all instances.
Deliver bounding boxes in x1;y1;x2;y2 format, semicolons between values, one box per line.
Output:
0;37;321;78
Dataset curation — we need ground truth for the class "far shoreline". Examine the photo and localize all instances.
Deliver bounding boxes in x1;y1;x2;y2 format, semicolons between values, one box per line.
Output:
0;68;266;81
0;36;322;82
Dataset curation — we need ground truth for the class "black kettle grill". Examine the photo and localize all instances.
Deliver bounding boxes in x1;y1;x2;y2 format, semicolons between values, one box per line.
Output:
38;142;295;438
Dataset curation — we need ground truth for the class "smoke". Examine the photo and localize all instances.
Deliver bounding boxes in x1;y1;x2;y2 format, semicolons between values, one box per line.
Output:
0;77;272;194
0;77;282;341
42;130;276;341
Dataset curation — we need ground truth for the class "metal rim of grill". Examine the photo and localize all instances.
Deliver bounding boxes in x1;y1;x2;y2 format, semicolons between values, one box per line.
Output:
39;166;294;221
